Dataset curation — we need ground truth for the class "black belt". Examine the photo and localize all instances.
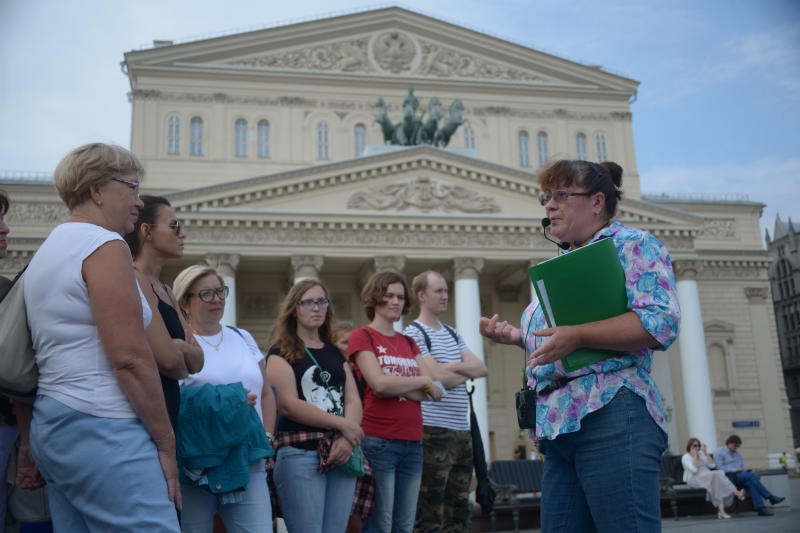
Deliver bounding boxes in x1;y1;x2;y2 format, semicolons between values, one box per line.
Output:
538;375;584;396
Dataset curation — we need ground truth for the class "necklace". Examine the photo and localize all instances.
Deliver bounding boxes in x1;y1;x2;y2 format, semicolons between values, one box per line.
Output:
192;326;224;351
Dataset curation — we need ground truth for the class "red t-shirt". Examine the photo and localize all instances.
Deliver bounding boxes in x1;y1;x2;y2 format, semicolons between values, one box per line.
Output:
348;326;423;441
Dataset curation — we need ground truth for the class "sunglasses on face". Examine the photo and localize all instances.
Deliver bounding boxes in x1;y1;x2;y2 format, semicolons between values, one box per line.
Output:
189;286;229;303
150;220;182;235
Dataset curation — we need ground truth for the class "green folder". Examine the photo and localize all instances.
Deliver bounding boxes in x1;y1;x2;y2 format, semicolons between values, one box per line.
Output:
528;238;628;372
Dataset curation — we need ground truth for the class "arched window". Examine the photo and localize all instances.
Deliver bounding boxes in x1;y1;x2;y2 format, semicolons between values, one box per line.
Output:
464;126;476;150
257;120;270;158
167;115;180;155
189;117;203;156
537;131;548;167
317;121;330;160
354;124;366;157
576;133;587;160
595;132;608;161
518;131;530;167
235;119;248;157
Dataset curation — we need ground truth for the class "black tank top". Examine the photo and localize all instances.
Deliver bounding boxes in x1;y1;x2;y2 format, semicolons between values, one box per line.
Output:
153;283;184;431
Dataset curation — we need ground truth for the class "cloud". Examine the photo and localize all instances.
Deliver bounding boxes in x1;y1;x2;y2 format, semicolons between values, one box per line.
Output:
641;157;800;241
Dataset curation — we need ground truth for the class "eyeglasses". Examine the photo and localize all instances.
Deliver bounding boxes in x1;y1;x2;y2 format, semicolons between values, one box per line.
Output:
150;221;182;235
297;298;329;310
189;286;229;303
110;176;140;197
539;190;590;206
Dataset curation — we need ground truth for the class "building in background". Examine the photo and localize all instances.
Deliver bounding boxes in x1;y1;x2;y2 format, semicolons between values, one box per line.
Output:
1;6;791;466
766;216;800;449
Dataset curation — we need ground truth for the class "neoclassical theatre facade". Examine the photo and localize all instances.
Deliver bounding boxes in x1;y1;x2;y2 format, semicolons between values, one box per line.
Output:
2;7;790;465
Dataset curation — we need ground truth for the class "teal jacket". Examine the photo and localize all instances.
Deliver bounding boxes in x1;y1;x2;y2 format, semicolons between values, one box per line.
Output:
178;382;273;494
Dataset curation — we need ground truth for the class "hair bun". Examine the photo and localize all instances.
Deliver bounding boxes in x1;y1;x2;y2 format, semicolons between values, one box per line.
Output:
599;162;623;188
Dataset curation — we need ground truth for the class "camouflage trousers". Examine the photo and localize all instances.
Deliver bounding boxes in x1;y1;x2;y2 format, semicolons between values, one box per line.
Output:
414;426;473;533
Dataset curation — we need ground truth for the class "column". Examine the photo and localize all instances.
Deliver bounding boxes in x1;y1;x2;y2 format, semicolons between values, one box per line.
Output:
206;253;240;327
453;257;489;458
674;261;718;449
291;254;324;284
745;287;787;453
373;256;406;332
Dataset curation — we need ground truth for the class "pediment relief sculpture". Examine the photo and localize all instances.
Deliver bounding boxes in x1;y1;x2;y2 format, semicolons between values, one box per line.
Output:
231;37;373;72
346;176;500;213
226;31;552;82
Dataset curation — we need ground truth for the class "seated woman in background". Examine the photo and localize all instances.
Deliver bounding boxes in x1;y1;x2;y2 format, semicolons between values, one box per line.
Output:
266;280;363;533
173;264;276;533
682;438;744;519
124;195;203;432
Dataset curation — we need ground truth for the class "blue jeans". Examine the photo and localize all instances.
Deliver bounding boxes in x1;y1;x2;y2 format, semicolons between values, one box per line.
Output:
30;395;180;533
733;471;773;509
180;459;271;533
273;445;356;532
361;436;423;533
538;387;666;533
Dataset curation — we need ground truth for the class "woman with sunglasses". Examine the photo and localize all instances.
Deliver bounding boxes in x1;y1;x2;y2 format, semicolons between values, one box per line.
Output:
124;196;203;434
682;438;743;519
480;160;681;532
173;265;276;532
265;279;363;532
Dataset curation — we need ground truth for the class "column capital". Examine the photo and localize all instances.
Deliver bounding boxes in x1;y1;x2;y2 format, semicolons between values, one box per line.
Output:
291;254;324;282
673;259;701;281
205;253;240;277
453;257;484;280
373;255;405;273
744;286;769;304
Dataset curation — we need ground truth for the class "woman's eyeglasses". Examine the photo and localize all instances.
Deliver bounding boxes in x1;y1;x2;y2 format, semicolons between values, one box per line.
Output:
691;444;700;449
297;298;329;310
539;190;590;206
110;176;140;198
150;221;182;235
190;286;229;303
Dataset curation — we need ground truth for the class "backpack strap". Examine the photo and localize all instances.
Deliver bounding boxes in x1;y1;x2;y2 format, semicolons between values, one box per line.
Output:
408;321;431;352
442;324;460;346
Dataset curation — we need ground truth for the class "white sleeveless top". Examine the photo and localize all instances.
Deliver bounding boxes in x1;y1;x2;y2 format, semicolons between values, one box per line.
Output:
25;222;151;418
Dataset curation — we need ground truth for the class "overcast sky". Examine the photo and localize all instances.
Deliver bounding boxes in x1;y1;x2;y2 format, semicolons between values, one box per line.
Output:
1;0;798;240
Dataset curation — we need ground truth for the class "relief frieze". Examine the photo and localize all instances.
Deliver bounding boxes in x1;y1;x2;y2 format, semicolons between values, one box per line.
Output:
346;176;500;213
416;39;545;82
699;218;736;239
230;38;374;73
6;203;69;225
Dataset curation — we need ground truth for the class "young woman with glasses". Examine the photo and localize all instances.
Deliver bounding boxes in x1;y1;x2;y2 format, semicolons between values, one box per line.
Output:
682;438;744;518
124;196;203;433
172;265;276;532
265;279;364;532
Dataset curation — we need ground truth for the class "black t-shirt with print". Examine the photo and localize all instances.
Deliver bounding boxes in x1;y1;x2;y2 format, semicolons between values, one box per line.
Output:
270;343;348;448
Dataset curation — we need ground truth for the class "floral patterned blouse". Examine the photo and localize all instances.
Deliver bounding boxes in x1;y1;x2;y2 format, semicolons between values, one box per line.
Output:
522;221;680;441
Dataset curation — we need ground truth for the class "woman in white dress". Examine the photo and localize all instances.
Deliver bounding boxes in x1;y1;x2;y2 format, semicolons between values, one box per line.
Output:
681;438;744;519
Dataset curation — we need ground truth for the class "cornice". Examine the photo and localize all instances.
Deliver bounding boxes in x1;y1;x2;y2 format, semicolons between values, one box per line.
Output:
167;147;543;209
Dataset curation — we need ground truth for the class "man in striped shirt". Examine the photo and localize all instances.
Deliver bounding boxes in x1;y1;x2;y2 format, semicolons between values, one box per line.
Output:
405;270;488;533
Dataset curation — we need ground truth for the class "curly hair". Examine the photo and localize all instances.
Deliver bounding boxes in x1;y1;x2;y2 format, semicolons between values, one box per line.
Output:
361;270;410;321
267;279;337;364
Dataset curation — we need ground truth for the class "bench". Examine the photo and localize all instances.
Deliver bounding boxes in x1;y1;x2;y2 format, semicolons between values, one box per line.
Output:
488;460;543;533
659;455;709;519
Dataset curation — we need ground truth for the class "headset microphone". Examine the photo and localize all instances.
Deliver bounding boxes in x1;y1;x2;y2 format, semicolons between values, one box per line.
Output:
541;218;570;251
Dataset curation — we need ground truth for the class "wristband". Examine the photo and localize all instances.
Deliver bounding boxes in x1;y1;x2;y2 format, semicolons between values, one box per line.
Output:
154;429;174;444
423;379;434;393
265;431;274;442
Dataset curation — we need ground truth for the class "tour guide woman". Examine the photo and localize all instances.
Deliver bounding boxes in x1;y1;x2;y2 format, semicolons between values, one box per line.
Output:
480;160;681;532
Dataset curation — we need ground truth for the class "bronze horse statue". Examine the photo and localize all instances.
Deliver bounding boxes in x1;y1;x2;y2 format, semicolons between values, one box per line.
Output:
415;97;443;145
433;99;466;148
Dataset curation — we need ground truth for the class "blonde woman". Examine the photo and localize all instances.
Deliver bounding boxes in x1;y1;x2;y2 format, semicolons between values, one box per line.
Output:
24;143;180;532
173;265;275;532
